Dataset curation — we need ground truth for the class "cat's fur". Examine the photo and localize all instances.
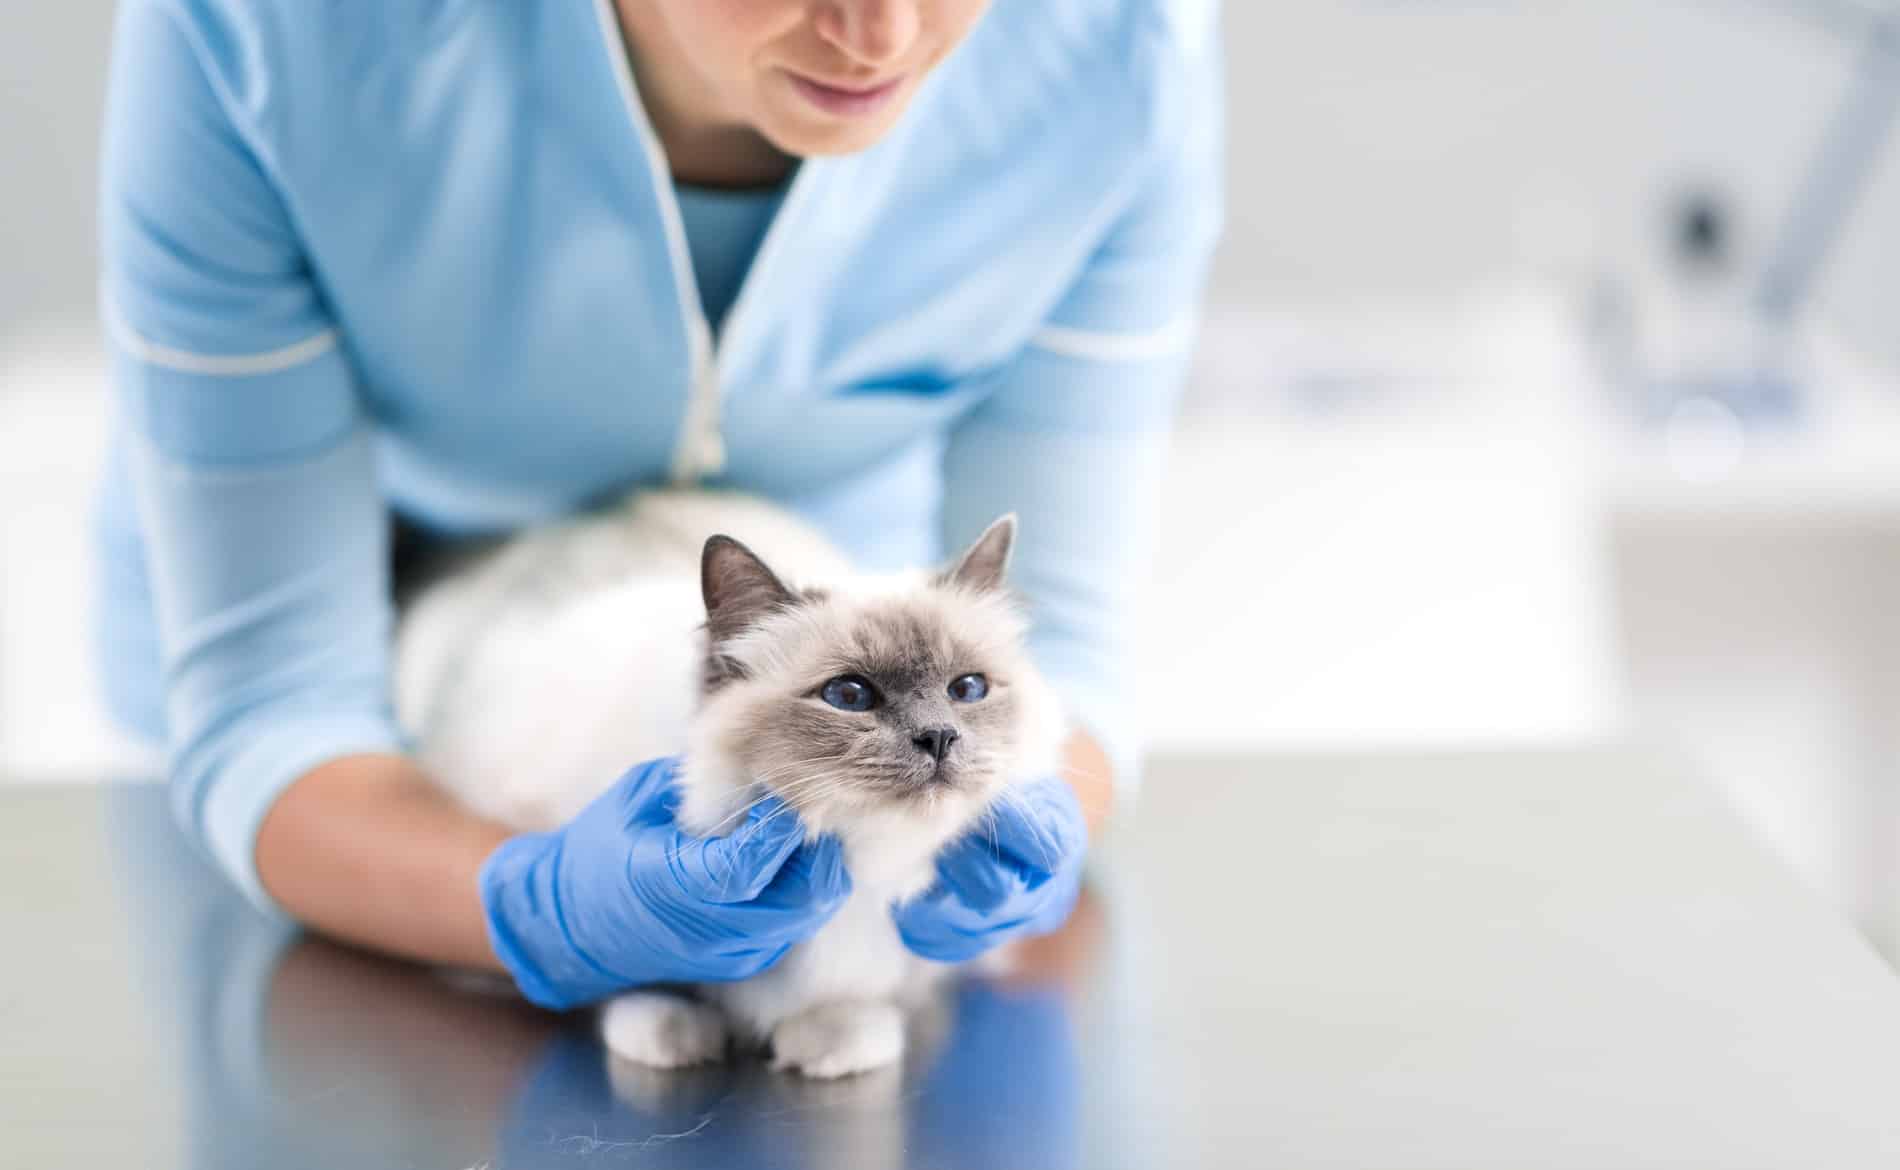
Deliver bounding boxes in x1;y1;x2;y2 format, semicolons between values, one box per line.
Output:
394;489;1066;1077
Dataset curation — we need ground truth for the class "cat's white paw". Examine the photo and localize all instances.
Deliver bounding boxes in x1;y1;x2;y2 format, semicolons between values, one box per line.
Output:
601;992;729;1069
769;1000;905;1079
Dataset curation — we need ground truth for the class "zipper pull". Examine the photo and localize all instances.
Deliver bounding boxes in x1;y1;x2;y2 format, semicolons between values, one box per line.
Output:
693;355;725;477
671;354;725;483
694;428;726;478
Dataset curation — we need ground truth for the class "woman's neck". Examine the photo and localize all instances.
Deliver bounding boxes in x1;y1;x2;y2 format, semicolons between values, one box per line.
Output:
611;1;797;189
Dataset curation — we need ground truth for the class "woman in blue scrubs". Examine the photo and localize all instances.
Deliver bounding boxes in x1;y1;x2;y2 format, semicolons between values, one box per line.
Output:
97;0;1221;1004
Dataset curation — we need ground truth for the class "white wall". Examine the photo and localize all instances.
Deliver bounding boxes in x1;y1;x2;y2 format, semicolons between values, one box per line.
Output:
1614;513;1900;957
0;323;150;778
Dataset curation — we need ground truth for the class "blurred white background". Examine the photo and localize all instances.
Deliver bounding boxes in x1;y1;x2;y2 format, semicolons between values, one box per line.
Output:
7;2;1900;954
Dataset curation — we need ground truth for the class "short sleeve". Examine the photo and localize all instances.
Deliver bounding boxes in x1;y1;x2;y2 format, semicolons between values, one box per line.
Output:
100;0;406;909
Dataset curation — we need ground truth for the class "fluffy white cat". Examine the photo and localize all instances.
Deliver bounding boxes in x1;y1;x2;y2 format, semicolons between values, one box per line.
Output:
395;489;1066;1077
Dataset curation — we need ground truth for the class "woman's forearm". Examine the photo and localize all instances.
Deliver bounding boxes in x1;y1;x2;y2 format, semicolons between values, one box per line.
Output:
254;754;512;972
1062;729;1115;837
255;732;1110;974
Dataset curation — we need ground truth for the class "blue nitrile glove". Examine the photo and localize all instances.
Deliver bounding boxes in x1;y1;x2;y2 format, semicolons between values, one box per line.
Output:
479;755;851;1010
893;774;1087;963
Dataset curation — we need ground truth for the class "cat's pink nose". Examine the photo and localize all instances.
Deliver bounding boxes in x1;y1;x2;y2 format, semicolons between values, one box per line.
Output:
912;727;958;761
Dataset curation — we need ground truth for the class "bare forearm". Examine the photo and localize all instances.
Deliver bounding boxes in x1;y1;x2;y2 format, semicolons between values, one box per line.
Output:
254;754;512;972
254;733;1108;972
1062;729;1115;837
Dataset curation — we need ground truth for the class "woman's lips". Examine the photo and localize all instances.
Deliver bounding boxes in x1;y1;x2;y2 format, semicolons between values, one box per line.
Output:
785;72;906;117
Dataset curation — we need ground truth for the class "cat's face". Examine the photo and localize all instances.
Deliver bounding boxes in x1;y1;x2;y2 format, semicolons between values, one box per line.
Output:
692;516;1062;830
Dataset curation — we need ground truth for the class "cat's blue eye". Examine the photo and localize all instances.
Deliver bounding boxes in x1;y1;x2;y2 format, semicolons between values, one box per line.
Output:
948;673;989;703
820;674;880;712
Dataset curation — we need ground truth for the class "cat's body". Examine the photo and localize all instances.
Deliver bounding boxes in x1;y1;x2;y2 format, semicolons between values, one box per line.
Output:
395;491;854;833
395;489;1065;1076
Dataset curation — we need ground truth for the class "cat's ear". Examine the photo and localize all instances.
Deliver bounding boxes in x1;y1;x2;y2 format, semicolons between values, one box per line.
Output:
938;514;1016;592
702;535;797;643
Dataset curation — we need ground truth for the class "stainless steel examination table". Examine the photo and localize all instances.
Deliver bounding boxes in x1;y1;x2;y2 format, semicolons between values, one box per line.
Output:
8;750;1900;1168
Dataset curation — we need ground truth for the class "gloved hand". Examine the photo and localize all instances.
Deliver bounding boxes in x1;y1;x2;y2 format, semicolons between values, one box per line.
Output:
892;774;1087;963
479;755;851;1010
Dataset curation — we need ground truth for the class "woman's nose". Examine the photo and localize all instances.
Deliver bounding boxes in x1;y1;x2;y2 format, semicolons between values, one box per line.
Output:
813;1;920;69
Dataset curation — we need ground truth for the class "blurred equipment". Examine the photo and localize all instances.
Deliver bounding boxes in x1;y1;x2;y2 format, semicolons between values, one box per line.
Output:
1617;1;1900;442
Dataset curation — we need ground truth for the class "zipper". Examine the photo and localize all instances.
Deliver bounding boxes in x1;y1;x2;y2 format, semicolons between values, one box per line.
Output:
699;165;819;477
591;0;820;487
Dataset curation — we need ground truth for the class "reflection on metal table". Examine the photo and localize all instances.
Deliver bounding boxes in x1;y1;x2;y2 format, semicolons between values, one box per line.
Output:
9;750;1900;1168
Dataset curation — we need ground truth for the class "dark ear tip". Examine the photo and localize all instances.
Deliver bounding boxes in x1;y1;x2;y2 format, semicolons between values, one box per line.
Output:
701;533;749;572
702;534;795;615
701;534;753;592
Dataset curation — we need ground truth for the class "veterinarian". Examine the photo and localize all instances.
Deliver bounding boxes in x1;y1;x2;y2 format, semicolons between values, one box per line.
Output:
95;0;1222;1007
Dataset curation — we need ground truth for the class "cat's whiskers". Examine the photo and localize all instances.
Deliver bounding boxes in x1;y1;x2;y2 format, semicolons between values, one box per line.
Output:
660;771;829;863
693;788;779;839
724;771;857;849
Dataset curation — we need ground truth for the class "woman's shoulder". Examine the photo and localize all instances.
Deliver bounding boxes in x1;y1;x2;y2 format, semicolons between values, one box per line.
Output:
946;0;1223;150
127;0;479;43
971;0;1219;80
120;0;498;123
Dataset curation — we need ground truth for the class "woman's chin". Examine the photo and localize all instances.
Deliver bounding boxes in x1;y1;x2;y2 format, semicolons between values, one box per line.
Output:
754;97;912;158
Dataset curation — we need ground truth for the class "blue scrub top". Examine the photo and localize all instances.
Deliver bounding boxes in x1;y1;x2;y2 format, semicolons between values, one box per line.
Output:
96;0;1224;907
675;181;787;334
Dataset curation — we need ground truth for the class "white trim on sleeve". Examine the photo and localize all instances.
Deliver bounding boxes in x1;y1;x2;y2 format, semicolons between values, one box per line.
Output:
1029;315;1196;364
104;297;338;377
